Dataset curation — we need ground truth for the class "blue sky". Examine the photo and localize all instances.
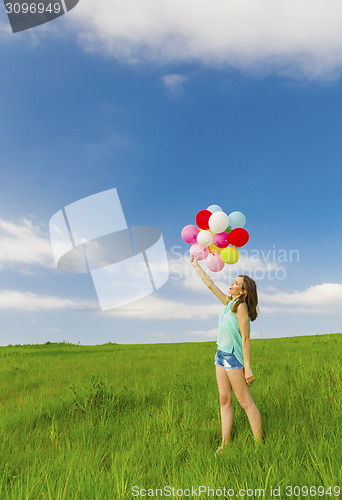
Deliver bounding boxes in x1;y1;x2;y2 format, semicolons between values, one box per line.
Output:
1;1;342;346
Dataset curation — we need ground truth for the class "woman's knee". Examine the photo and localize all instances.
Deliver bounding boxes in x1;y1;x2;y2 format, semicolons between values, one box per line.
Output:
219;393;232;407
237;396;254;411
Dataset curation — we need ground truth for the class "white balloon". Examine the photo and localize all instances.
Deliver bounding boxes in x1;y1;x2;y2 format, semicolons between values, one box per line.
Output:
197;230;214;248
209;211;229;234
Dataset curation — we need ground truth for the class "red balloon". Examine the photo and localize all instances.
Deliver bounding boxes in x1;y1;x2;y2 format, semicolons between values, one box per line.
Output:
195;210;212;230
227;228;249;248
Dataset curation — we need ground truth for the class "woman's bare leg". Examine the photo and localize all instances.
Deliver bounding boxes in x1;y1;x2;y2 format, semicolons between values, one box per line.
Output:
215;365;233;446
226;368;262;442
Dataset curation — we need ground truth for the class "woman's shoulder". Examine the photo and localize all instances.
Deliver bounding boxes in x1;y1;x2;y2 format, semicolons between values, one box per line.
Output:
236;301;249;315
236;300;247;308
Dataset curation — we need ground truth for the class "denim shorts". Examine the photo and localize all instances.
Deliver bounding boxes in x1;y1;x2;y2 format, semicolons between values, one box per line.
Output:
214;348;244;370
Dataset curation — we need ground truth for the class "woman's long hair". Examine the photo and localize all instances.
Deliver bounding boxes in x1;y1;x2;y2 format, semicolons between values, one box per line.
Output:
230;275;258;321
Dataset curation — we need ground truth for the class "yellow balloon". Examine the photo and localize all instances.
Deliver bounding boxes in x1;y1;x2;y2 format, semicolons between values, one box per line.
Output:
208;243;222;254
221;246;239;264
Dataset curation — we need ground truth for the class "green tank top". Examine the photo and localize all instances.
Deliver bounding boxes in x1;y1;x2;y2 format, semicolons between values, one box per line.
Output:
217;298;250;367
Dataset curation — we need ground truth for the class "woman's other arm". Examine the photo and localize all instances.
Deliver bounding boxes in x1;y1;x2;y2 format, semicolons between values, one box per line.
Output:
237;302;255;385
190;256;230;305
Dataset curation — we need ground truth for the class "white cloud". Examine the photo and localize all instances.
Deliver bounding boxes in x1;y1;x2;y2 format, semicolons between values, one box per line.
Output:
109;293;222;319
161;74;187;95
168;252;284;294
0;290;96;311
186;327;217;338
186;327;263;339
149;330;167;337
0;19;11;36
69;0;342;80
110;281;342;319
249;330;264;339
259;283;342;314
1;280;341;318
0;218;54;270
261;283;342;305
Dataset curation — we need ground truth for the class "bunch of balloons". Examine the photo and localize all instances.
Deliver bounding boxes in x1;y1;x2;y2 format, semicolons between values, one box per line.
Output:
181;204;249;272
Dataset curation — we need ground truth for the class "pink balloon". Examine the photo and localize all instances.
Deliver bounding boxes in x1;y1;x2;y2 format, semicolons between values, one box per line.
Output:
206;252;225;272
181;224;200;244
213;232;229;248
190;244;209;261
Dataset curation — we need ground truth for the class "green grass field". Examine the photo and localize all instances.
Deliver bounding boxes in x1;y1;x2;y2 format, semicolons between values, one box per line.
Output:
0;333;341;499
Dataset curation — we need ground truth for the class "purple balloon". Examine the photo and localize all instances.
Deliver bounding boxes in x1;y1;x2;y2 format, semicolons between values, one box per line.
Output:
181;224;200;244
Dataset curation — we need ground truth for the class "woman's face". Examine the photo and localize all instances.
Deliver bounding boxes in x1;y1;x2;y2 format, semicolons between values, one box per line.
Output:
229;276;245;297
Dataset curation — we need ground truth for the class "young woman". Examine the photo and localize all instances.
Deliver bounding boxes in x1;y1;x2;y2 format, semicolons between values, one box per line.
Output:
190;255;262;453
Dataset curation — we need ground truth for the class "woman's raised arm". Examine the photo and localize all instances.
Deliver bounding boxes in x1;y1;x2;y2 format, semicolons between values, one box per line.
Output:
190;256;230;305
